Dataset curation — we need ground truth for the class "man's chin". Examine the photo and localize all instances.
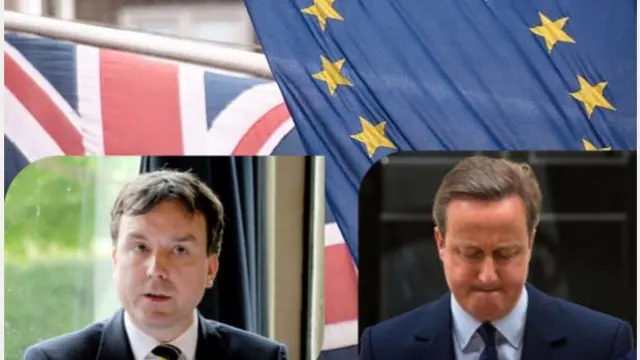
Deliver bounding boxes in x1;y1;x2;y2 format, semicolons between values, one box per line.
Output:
137;311;181;328
133;304;176;322
468;292;506;321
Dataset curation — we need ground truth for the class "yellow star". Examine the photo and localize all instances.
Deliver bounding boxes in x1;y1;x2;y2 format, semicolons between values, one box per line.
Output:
529;12;575;53
582;138;611;151
301;0;344;31
350;117;396;157
312;56;352;95
570;75;616;119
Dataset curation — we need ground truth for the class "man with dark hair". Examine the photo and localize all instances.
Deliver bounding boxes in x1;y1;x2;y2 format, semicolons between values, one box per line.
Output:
25;170;287;360
359;155;633;360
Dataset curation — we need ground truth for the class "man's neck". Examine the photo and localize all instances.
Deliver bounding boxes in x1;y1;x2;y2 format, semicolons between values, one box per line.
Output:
128;312;195;343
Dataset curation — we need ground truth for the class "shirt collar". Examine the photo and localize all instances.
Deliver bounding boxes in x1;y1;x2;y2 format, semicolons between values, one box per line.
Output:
451;286;528;351
124;310;199;360
493;287;528;348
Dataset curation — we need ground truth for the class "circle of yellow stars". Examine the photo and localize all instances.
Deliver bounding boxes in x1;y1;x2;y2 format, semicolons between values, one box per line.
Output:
301;0;396;158
529;11;616;150
303;6;620;154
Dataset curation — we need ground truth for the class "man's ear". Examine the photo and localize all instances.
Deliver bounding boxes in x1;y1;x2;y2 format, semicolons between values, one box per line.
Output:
529;227;537;248
206;255;219;288
435;227;446;262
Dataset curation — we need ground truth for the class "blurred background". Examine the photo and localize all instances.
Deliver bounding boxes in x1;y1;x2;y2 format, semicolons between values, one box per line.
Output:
358;151;637;345
5;156;325;360
5;0;260;51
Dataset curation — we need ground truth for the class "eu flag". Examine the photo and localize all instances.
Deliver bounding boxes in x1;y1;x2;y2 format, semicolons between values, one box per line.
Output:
244;0;636;249
243;2;636;355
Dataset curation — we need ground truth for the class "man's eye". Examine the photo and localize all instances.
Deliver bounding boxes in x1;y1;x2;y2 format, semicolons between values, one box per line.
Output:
174;246;188;255
134;244;147;252
495;248;518;260
462;250;483;260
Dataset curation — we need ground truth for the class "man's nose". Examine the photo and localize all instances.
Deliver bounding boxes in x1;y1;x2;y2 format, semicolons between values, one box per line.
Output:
478;257;499;284
146;251;170;279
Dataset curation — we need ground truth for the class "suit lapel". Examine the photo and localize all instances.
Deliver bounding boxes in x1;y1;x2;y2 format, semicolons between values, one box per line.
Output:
194;313;227;359
413;294;455;360
521;284;567;360
94;309;226;360
95;309;135;360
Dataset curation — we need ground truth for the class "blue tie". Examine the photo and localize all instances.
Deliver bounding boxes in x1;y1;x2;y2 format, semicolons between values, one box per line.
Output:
477;323;498;360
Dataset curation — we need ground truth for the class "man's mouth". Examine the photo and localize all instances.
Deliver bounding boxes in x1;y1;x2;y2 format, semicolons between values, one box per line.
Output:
144;293;171;302
474;288;501;293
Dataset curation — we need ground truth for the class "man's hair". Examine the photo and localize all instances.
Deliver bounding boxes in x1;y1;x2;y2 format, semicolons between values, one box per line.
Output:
110;170;224;255
433;155;542;237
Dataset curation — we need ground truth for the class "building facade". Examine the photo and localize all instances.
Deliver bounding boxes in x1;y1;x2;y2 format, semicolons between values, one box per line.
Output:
6;0;258;49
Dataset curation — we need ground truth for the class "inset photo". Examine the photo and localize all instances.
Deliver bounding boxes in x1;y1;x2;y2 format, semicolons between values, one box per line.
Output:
358;151;636;360
5;155;326;360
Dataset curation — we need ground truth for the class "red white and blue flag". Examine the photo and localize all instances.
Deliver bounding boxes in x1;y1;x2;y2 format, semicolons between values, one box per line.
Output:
4;32;357;359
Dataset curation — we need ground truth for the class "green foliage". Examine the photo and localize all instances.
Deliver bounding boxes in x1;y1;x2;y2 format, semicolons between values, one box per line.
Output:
5;157;98;261
5;156;141;262
4;156;140;359
4;260;94;360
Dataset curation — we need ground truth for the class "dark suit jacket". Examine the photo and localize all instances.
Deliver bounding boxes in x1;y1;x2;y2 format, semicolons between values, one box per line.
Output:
24;309;287;360
619;349;637;360
359;284;633;360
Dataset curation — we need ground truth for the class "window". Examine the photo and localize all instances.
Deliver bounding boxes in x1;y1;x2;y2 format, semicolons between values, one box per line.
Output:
133;18;179;36
4;156;141;360
117;3;254;47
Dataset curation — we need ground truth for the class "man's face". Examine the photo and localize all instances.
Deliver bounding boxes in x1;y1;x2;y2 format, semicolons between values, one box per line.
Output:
435;194;532;322
113;200;217;337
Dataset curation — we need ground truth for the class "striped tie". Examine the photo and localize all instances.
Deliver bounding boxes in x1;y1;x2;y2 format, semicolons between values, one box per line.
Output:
151;344;182;360
477;323;498;360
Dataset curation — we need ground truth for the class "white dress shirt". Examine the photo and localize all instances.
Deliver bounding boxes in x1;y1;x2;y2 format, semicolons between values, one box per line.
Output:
124;310;199;360
451;287;528;360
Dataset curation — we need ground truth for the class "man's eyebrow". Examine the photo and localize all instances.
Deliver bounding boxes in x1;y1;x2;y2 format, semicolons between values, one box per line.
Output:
124;232;147;240
123;233;197;243
457;242;481;248
495;244;521;250
173;234;197;243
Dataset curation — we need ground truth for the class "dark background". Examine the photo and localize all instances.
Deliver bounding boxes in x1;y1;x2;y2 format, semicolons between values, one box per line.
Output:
358;151;637;345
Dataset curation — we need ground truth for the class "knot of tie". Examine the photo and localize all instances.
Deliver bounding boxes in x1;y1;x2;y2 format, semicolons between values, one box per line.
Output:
477;322;496;346
477;323;498;360
151;344;182;360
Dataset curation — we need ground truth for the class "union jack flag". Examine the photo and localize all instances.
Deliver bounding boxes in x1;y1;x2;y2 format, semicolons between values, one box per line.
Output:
4;32;357;359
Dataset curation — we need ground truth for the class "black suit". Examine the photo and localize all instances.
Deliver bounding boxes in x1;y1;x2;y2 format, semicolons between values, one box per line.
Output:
25;309;287;360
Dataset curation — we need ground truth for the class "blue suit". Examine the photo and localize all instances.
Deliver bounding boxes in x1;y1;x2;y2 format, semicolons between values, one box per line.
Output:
359;284;633;360
619;349;637;360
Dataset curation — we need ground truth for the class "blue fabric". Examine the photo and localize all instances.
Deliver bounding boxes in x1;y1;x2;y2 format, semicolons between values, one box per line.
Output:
477;323;498;360
230;158;262;335
4;136;29;197
244;0;637;267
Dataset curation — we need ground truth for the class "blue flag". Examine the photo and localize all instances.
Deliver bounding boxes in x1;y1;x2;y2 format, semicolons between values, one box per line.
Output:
243;3;636;356
244;0;636;265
